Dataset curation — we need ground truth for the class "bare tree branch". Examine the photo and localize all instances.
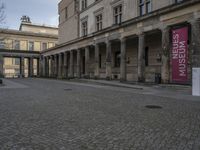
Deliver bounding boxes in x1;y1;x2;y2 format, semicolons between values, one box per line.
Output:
0;0;5;26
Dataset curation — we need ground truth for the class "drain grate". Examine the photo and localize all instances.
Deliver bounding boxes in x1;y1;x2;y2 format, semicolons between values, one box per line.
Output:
145;105;162;109
64;89;72;91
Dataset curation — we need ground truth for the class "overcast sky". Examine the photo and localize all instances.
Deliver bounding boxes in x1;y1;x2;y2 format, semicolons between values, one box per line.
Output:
1;0;60;29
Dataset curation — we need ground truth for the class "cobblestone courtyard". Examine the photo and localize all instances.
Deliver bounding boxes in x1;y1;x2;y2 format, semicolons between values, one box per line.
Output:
0;78;200;150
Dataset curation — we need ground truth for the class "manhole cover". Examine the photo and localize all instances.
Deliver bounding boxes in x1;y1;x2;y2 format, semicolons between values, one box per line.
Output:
145;105;162;109
64;89;72;91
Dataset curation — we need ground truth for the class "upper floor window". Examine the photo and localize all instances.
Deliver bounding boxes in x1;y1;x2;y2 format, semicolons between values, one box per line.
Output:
42;43;47;50
14;40;20;50
29;41;34;51
0;39;5;49
81;0;87;10
65;7;68;19
74;0;79;13
81;20;88;36
139;0;152;16
96;14;103;31
175;0;184;3
113;5;122;25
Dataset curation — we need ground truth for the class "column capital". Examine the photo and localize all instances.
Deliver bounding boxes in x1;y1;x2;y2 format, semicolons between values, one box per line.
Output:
160;26;170;32
188;18;200;25
120;37;127;43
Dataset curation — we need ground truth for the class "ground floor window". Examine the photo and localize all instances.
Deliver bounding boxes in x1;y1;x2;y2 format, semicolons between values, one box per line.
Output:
114;51;121;67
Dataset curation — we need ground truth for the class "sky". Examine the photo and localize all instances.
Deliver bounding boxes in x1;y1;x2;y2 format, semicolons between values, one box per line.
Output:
0;0;60;29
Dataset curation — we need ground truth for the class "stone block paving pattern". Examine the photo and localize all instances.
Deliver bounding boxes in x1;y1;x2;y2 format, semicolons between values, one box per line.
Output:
0;78;200;150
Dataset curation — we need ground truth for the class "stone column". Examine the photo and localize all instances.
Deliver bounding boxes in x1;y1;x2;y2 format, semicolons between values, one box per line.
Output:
50;56;54;77
29;57;34;77
45;57;49;77
138;33;145;82
42;57;46;77
63;52;68;78
161;27;170;83
20;56;25;78
106;41;112;80
54;54;58;78
37;58;40;77
85;46;90;78
39;56;43;77
0;54;4;78
94;44;100;78
120;38;127;81
69;51;74;78
77;49;81;78
58;53;62;78
191;19;200;67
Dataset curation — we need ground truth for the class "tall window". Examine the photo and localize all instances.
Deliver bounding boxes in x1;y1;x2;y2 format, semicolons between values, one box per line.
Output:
74;0;79;12
14;40;20;50
29;41;34;51
114;51;121;67
65;7;68;19
42;43;47;50
0;39;5;49
175;0;184;3
113;5;122;25
14;58;20;65
139;0;152;16
145;47;149;66
82;21;88;36
96;14;103;31
99;54;102;68
81;0;87;10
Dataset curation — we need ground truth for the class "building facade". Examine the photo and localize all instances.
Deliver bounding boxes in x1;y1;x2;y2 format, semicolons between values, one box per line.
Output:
0;18;58;78
38;0;200;84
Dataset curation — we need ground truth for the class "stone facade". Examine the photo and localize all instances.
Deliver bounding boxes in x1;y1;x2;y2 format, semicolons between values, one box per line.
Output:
41;0;200;84
0;20;58;78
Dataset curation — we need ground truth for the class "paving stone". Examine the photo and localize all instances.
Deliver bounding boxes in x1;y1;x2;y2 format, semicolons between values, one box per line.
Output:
0;78;200;150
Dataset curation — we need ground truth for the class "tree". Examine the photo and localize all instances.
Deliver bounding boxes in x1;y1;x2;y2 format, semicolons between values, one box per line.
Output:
0;0;5;26
0;0;4;26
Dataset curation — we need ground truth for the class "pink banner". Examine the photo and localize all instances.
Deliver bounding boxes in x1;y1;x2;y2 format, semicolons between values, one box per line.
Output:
172;27;188;83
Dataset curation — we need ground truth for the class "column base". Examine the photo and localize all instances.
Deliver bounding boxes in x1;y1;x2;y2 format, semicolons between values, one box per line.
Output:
138;77;145;82
106;77;112;80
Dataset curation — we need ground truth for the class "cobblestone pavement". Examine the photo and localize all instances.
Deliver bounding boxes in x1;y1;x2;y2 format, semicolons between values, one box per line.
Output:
0;78;200;150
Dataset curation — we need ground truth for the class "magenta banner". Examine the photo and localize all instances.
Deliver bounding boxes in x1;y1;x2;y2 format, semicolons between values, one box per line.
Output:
172;27;188;83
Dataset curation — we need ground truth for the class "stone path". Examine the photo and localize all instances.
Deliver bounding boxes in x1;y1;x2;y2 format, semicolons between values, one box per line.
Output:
0;78;200;150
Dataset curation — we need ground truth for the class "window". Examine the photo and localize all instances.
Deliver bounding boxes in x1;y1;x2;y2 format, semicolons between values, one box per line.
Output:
74;0;79;12
82;21;88;36
114;51;121;68
139;0;152;16
81;0;87;10
65;7;68;19
14;40;20;50
99;54;102;68
14;58;20;65
175;0;184;3
29;41;34;51
96;14;103;31
113;5;122;25
42;43;47;50
0;39;5;49
145;47;149;66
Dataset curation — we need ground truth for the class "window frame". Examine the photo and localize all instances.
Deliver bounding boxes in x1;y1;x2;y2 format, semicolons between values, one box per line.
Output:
113;5;123;25
14;40;20;50
81;20;88;37
139;0;152;16
28;41;34;51
95;13;103;32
